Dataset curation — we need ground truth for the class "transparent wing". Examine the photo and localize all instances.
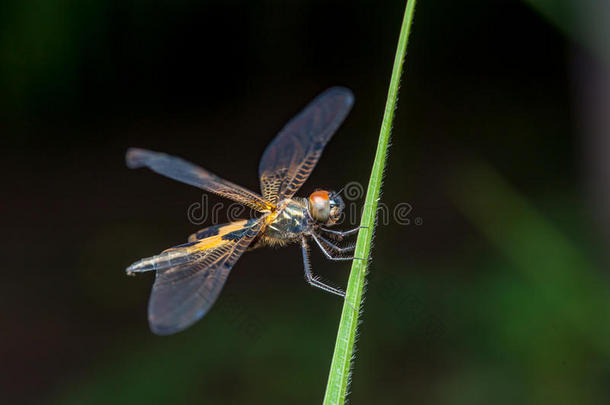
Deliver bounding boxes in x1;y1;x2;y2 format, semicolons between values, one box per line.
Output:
127;148;274;212
259;87;354;204
127;218;263;335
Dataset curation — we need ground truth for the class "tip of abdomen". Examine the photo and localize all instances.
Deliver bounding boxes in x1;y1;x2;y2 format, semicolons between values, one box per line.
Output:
126;258;155;275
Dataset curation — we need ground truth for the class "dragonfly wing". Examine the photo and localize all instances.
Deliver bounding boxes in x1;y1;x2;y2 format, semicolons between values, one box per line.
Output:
259;87;354;204
128;218;263;335
127;148;274;212
187;219;259;243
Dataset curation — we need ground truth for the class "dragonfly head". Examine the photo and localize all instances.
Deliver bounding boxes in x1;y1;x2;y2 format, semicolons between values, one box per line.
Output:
308;190;344;225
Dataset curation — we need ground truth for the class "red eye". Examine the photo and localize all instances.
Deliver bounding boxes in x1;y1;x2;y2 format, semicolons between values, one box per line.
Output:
309;190;329;205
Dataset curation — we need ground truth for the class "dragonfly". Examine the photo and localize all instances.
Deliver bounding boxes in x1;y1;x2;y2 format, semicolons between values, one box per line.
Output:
126;87;361;335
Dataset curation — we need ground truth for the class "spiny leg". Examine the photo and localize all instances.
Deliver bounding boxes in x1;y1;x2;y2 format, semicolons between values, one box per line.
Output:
314;233;355;254
319;226;365;239
310;233;364;261
301;238;346;297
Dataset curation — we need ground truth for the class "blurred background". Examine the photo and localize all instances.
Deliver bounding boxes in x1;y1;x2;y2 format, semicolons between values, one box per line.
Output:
2;0;610;404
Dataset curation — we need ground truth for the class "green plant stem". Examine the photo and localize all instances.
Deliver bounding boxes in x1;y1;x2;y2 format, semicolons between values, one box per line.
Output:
322;1;417;404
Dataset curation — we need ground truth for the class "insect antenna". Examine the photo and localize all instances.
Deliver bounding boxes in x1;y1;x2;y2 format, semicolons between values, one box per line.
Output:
330;185;346;199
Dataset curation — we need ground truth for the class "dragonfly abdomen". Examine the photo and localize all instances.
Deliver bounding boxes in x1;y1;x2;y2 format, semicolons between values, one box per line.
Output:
126;244;197;275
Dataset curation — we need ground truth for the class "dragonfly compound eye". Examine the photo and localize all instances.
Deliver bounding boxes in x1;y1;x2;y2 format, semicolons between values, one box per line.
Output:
309;190;331;223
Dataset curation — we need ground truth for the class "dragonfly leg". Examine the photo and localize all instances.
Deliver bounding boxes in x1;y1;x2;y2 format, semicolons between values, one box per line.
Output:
314;233;355;253
311;233;365;261
301;238;346;297
319;226;365;238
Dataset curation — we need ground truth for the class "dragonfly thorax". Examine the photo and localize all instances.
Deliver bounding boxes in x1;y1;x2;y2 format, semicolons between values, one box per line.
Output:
264;198;309;241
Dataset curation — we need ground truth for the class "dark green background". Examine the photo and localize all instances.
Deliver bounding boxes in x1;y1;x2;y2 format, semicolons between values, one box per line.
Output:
2;0;609;404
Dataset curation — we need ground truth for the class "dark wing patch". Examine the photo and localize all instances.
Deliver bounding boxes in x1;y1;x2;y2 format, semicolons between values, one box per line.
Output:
188;224;222;243
187;219;259;243
221;226;254;241
259;87;354;204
